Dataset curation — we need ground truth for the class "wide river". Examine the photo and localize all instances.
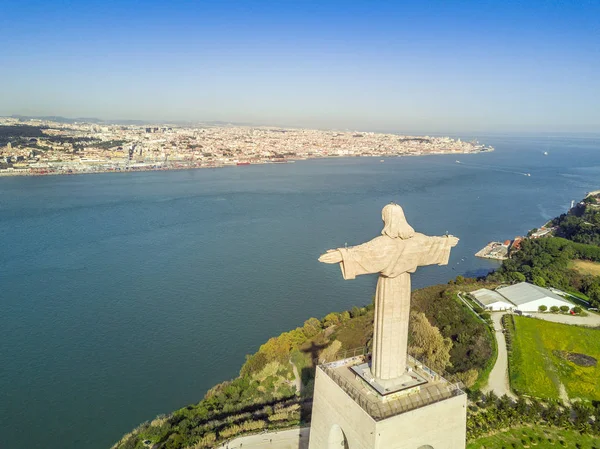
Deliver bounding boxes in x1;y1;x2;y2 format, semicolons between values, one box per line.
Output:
1;134;599;449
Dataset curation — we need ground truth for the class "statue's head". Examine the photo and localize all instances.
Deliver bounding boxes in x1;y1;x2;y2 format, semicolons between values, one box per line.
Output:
381;203;415;239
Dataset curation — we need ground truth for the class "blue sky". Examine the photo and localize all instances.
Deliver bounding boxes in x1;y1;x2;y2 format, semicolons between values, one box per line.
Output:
1;0;599;133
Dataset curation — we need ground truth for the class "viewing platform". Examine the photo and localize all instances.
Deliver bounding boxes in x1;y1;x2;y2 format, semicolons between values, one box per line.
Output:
317;351;465;422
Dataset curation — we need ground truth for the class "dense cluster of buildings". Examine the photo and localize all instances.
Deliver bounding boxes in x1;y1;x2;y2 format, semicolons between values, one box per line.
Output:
0;117;493;176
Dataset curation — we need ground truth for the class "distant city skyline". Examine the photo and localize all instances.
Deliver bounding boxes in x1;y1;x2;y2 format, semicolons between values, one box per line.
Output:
1;0;599;133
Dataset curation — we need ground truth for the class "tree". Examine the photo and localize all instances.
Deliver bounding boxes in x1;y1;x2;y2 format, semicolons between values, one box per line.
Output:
302;318;321;338
454;368;479;388
533;276;546;287
240;352;268;377
538;305;548;312
350;306;361;318
508;272;526;283
322;312;341;327
408;311;453;373
586;284;600;306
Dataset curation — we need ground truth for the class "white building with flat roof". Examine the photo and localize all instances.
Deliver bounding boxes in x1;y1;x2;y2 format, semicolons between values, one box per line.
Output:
470;282;574;312
470;288;515;311
496;282;574;312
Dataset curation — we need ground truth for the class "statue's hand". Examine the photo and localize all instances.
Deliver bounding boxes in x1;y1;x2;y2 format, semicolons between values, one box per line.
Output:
318;249;343;264
447;235;459;247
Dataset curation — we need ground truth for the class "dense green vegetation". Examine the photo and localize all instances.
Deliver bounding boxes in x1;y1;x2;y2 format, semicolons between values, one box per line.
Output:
0;124;127;152
467;391;600;444
488;237;600;306
0;125;46;145
412;284;494;381
467;425;600;449
487;194;600;306
553;195;600;245
113;284;494;449
505;316;600;401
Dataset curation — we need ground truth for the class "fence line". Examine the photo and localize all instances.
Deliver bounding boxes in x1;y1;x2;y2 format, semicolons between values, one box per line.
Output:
320;365;464;421
318;349;464;421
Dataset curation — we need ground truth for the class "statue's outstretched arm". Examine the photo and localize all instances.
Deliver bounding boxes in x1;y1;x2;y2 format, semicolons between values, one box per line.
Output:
318;249;343;264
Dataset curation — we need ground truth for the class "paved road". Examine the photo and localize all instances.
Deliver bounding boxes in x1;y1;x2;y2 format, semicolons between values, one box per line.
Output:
217;427;310;449
529;312;600;327
482;313;516;399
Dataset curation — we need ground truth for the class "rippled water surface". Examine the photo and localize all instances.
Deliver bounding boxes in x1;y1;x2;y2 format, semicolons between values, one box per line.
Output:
1;135;599;449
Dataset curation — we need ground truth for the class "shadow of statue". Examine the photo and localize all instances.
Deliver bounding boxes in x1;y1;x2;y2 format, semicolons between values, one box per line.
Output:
296;340;329;429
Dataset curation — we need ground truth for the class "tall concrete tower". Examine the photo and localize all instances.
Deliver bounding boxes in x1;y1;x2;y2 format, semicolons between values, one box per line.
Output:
311;204;467;449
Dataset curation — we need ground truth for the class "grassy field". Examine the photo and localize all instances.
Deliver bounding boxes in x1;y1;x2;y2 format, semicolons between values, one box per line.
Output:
510;316;600;400
467;426;600;449
571;259;600;276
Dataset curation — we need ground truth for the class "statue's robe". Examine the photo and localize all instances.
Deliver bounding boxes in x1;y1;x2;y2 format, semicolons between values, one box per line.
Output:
337;233;452;380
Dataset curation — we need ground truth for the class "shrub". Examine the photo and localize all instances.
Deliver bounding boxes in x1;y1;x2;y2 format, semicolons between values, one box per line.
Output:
193;432;216;449
350;306;361;318
538;305;548;312
323;312;341;327
550;306;560;313
560;305;570;313
240;352;268;377
573;306;583;314
454;368;479;388
302;318;321;338
533;276;546;287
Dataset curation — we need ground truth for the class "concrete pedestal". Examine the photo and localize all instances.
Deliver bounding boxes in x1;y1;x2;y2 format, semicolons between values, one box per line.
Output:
308;362;466;449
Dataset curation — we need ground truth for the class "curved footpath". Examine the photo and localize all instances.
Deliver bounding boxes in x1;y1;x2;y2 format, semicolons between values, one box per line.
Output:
217;427;310;449
482;313;516;399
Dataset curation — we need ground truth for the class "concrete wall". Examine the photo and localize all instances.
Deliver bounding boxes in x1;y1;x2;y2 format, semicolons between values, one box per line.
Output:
487;301;515;311
308;367;467;449
308;367;376;449
519;297;573;312
374;394;466;449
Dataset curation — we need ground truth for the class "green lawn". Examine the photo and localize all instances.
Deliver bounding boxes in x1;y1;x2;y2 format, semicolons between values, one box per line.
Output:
510;316;600;400
467;426;600;449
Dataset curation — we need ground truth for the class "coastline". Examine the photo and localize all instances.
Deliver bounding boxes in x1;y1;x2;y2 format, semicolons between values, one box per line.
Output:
0;149;493;178
1;119;494;178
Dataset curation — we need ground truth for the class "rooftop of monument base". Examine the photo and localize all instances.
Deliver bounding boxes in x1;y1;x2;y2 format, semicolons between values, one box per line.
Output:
318;352;465;422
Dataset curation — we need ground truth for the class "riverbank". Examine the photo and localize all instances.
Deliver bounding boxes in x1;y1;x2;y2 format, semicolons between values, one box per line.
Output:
0;149;493;178
0;119;494;178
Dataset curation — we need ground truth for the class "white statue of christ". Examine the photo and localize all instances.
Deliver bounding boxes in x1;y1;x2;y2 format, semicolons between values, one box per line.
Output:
319;203;459;381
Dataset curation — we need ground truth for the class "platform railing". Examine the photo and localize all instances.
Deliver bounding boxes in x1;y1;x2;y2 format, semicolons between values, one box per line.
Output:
318;350;465;421
320;364;464;421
